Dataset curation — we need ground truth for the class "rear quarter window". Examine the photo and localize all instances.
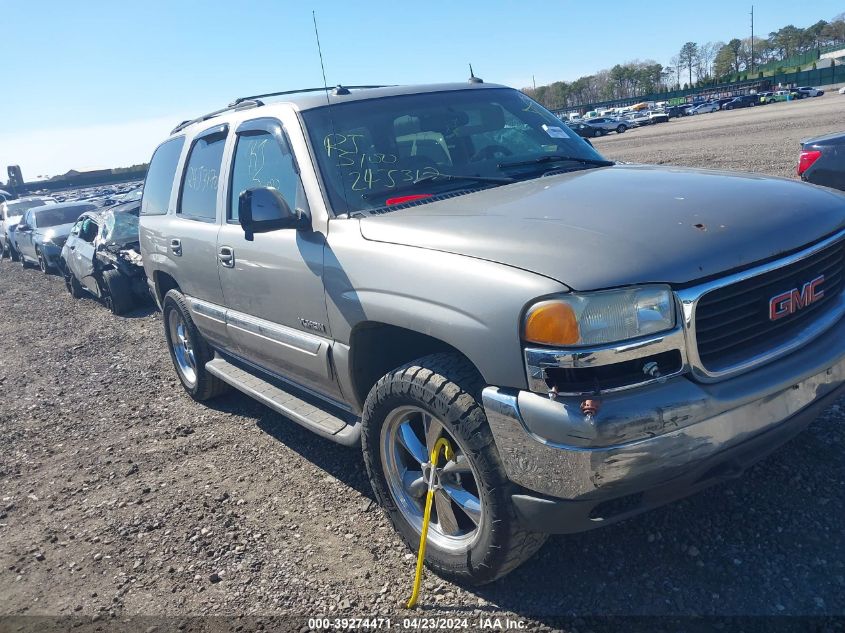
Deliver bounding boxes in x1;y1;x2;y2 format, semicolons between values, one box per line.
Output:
141;137;185;216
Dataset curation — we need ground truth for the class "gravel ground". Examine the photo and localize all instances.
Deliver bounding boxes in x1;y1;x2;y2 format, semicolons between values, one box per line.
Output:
2;94;845;631
592;92;844;178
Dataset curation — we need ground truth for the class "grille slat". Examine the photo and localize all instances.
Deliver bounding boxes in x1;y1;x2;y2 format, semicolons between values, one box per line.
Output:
695;239;845;370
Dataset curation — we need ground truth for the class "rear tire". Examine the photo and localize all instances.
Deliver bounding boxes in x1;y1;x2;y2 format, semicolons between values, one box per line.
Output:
162;288;229;401
102;268;134;315
65;271;83;298
361;353;547;585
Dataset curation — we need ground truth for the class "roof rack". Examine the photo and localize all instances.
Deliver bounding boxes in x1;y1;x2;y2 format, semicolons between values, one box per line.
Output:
171;85;394;136
231;84;394;105
171;99;264;135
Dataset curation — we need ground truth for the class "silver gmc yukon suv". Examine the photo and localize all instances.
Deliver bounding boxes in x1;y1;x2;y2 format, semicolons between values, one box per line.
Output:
140;82;845;584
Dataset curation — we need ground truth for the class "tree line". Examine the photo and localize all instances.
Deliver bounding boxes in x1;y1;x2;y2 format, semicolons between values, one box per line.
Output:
525;12;845;110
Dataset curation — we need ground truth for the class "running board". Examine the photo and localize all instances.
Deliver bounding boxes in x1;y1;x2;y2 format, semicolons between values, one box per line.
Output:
205;356;360;446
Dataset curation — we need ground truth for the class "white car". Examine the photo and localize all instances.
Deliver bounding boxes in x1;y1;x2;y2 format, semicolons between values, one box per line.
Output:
689;102;719;114
797;86;824;97
839;86;845;95
0;197;56;260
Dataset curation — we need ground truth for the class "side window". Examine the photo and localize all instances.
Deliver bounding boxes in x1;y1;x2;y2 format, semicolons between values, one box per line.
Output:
228;131;298;222
26;210;35;228
141;136;184;216
179;130;227;221
80;218;99;243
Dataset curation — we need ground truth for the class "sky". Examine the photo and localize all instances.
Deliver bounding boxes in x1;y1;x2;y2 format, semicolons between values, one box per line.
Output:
1;0;841;180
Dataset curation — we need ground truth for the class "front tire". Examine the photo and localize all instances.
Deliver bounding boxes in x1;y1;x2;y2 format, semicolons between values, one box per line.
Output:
65;271;83;298
161;288;229;401
102;268;134;315
361;353;547;585
616;124;626;134
36;248;49;274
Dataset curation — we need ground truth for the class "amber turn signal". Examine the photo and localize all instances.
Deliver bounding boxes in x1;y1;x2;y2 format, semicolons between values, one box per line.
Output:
524;302;580;346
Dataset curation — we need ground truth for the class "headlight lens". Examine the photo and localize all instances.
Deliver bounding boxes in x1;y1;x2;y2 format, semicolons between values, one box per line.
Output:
524;285;676;347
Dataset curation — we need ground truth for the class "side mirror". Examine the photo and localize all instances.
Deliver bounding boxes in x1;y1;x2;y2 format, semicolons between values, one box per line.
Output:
238;187;308;241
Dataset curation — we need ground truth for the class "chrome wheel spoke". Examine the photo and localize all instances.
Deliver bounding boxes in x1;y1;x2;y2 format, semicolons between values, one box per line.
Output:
423;413;444;455
397;421;427;465
441;454;472;476
433;489;461;535
402;469;426;498
441;482;482;526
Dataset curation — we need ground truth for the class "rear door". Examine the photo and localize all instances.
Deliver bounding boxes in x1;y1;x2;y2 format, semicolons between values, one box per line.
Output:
166;125;229;346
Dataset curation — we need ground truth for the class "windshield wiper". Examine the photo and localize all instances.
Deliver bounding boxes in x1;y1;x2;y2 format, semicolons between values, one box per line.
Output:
362;173;513;200
499;155;615;169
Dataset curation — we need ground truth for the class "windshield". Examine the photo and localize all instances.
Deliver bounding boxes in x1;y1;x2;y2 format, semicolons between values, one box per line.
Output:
34;205;93;228
7;199;47;215
302;87;606;214
102;210;139;244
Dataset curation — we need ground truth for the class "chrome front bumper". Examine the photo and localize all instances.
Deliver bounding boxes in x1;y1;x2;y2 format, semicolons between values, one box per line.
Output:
484;315;845;502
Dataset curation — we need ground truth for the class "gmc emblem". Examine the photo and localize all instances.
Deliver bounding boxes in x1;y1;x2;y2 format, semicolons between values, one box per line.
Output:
768;275;825;321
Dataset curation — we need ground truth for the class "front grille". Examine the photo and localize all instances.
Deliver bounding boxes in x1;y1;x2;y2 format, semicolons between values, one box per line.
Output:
695;238;845;370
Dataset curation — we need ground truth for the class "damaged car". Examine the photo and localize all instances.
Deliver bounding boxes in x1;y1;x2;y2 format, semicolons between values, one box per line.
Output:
61;201;148;314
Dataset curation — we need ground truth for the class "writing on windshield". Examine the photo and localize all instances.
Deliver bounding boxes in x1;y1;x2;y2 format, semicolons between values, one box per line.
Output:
303;88;604;213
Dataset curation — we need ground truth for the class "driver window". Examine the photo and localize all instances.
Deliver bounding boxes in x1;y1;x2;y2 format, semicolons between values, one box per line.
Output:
229;130;298;222
80;218;99;243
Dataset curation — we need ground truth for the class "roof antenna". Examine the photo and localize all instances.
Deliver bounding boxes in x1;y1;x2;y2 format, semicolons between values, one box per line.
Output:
468;64;483;84
313;11;331;105
312;11;352;215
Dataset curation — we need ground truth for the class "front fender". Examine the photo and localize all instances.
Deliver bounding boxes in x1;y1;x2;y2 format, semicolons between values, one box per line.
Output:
324;220;568;390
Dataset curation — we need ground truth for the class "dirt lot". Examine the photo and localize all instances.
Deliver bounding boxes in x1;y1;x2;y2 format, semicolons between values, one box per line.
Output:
2;94;845;630
592;92;844;178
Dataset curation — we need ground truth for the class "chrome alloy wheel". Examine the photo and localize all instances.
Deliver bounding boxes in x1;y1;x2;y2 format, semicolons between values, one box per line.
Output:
168;309;197;387
380;406;483;553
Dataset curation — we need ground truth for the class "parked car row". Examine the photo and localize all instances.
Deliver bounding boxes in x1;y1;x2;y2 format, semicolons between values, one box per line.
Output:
1;186;148;315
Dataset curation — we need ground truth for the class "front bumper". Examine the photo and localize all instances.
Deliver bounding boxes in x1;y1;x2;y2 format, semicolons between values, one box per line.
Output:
483;315;845;533
41;243;63;267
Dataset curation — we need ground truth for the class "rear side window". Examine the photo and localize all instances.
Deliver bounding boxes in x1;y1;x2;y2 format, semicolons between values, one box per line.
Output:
141;137;184;216
179;130;227;221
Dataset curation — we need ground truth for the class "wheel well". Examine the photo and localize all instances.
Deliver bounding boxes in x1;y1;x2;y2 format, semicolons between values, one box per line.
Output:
154;271;180;304
348;322;482;408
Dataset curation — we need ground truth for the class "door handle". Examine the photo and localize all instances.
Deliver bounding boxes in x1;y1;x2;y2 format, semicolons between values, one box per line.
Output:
218;246;234;268
170;238;182;256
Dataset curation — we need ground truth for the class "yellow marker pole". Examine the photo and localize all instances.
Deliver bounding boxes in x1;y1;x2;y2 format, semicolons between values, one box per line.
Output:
406;437;453;609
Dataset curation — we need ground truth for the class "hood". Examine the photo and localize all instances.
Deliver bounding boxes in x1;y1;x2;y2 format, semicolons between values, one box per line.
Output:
38;222;75;243
358;164;845;290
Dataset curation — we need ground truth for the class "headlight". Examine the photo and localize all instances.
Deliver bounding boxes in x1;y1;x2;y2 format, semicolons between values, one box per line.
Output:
524;285;676;347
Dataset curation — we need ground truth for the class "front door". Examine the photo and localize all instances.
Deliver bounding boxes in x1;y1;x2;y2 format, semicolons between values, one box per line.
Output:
217;117;338;399
16;210;35;260
68;216;100;294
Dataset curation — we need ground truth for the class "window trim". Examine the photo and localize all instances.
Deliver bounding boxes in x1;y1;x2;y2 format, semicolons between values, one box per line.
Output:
227;117;299;224
176;124;229;223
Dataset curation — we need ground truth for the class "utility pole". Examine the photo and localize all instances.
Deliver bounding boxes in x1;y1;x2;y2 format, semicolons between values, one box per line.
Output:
750;5;755;75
